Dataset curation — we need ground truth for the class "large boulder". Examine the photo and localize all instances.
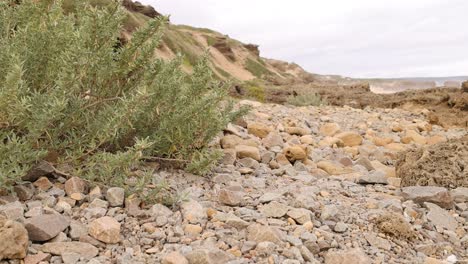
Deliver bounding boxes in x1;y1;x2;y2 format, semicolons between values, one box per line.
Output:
396;136;467;188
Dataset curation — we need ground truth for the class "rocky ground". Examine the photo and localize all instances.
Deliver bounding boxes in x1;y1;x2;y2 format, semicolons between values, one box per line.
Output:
1;100;467;264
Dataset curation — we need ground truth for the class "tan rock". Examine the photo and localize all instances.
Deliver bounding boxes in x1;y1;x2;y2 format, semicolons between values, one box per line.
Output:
0;217;29;260
320;123;341;136
220;135;243;149
336;132;363;147
317;161;353;175
283;146;307;162
385;143;407;152
392;125;403;132
371;161;396;178
235;145;260;161
247;123;272;138
424;257;448;264
319;137;344;148
88;216;121;244
162;251;189;264
184;224;203;236
41;242;98;260
372;137;393;146
427;135;446;145
285;126;310;136
269;160;280;169
343;146;359;157
402;130;427;145
300;135;315;145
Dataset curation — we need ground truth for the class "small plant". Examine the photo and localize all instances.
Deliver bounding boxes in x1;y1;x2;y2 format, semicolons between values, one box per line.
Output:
287;93;326;106
0;0;245;196
246;84;266;102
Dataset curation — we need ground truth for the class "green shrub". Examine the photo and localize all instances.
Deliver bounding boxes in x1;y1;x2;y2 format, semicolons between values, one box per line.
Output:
245;58;270;78
287;93;326;106
246;84;266;102
0;0;245;193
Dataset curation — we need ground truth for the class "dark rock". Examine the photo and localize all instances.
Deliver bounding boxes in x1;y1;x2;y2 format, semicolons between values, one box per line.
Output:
22;161;55;182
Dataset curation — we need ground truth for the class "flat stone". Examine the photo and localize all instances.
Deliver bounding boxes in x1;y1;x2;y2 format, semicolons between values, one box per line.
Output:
225;214;249;229
41;242;98;260
358;172;388;185
324;248;372;264
401;186;453;209
0;217;29;260
24;252;51;264
106;187;125;207
317;161;352;175
88;216;121;244
364;233;391;251
185;249;233;264
247;224;284;244
260;201;289;218
25;214;70;242
258;192;282;203
287;208;311;224
425;203;458;231
162;251;189;264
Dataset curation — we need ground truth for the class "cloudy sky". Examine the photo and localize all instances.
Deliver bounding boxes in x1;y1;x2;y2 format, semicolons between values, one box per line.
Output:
140;0;468;78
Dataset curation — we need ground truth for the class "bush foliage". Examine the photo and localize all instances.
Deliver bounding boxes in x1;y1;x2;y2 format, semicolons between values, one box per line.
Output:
287;93;326;107
0;0;244;192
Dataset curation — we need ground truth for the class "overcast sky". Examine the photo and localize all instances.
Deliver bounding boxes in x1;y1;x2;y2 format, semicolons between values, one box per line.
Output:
140;0;468;78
